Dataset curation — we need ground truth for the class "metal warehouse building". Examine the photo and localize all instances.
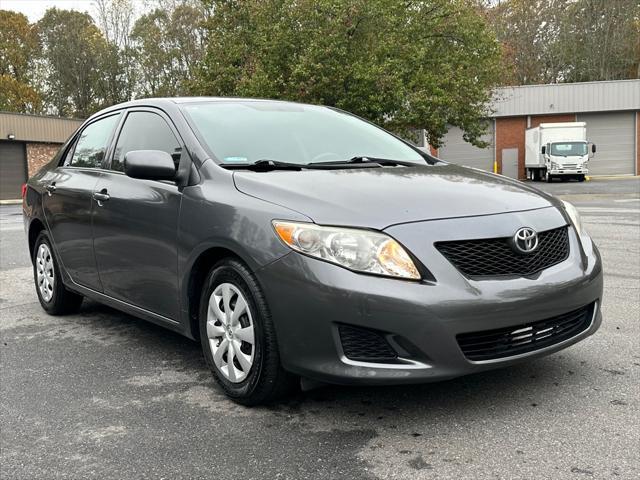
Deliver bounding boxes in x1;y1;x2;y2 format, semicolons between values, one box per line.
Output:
436;79;640;179
0;112;83;200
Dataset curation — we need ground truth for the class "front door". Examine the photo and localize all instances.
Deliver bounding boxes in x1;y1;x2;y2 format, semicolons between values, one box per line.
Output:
42;113;121;291
92;110;184;321
501;148;519;179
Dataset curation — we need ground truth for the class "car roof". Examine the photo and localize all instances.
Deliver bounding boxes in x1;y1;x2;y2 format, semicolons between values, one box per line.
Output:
89;97;315;120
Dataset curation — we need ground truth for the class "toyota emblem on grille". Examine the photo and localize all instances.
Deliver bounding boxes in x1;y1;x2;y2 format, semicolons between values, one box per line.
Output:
513;227;539;253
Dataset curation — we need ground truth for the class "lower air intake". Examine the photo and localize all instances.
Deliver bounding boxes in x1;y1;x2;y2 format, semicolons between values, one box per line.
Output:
457;303;594;361
338;324;397;363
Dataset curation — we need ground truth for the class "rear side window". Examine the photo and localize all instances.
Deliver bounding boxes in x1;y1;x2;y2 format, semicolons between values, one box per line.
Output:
111;111;181;172
68;114;120;168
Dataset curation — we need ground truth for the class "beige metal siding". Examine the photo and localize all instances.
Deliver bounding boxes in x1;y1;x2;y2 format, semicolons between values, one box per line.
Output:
493;80;640;117
0;112;83;143
438;124;494;171
577;112;635;175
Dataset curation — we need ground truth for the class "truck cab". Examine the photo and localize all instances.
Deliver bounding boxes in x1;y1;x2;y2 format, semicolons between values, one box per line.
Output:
542;140;595;182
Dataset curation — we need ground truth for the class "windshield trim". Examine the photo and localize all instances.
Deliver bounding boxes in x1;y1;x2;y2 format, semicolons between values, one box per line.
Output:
549;141;588;156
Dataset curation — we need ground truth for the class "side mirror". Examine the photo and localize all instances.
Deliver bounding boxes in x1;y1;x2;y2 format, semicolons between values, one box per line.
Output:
124;150;176;181
591;144;596;153
541;146;546;154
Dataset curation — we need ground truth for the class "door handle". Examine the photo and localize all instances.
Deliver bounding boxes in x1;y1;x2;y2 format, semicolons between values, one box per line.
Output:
45;183;56;196
93;190;110;206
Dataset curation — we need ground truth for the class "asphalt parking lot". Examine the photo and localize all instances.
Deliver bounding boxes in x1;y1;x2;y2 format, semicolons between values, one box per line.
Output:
1;177;639;479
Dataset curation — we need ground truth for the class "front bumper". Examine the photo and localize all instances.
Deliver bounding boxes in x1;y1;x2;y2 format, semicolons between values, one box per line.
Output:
257;207;603;385
549;168;588;175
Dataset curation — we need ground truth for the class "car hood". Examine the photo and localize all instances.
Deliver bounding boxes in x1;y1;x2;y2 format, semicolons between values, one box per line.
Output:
233;164;556;229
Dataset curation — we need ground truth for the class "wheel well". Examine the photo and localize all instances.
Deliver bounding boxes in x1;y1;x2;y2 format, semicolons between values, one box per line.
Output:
186;247;244;340
28;218;45;261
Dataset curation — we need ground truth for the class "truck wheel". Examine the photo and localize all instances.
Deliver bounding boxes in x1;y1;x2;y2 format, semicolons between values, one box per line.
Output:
579;175;586;182
546;172;552;183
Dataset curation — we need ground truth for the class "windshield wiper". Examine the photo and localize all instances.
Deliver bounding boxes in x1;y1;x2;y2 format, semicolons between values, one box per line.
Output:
220;159;304;171
309;156;421;167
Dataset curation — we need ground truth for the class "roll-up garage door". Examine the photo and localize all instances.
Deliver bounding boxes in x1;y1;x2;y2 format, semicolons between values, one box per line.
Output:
438;124;494;172
0;141;27;200
577;112;635;175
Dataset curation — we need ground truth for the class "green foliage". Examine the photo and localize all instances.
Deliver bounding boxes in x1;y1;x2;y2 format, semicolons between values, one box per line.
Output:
0;10;42;113
36;8;115;117
130;4;205;96
194;0;503;147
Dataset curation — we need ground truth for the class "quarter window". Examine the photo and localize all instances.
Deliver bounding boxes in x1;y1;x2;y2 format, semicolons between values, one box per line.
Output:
111;111;181;172
68;114;120;168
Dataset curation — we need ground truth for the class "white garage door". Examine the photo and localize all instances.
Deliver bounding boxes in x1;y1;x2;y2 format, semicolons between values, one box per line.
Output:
577;112;635;175
438;124;494;171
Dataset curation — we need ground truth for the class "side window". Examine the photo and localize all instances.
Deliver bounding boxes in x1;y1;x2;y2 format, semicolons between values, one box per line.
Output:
68;114;120;168
111;111;181;172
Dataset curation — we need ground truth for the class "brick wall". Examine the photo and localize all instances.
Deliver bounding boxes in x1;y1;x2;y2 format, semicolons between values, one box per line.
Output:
494;114;578;179
26;143;61;176
530;114;576;128
495;117;527;178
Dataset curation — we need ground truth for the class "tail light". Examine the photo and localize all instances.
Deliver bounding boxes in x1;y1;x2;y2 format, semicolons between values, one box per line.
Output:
21;183;28;199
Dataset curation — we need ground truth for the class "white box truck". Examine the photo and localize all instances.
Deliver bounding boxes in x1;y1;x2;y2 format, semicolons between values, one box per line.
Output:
525;122;596;182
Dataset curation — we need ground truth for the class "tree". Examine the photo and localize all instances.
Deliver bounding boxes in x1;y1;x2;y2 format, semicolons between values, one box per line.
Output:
194;0;503;148
37;8;119;117
130;3;206;96
559;0;640;82
487;0;640;85
0;10;42;112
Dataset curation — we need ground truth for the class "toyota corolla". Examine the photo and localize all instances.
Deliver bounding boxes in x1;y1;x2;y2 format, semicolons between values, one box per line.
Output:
22;98;603;405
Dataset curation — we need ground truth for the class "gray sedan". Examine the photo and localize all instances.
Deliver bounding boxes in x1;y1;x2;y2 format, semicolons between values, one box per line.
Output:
22;98;603;404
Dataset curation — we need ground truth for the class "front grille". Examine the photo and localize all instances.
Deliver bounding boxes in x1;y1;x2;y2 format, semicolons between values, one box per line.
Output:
338;325;397;362
436;226;569;278
457;303;594;362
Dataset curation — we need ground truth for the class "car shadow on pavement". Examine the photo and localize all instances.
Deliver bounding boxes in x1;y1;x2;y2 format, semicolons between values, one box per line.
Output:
74;297;590;422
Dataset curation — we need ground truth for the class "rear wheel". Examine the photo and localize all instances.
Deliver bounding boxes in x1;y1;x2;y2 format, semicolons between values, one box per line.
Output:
33;231;83;315
199;258;295;405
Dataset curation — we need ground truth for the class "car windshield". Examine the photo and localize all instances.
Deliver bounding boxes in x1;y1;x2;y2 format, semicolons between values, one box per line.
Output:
550;142;588;156
181;101;426;166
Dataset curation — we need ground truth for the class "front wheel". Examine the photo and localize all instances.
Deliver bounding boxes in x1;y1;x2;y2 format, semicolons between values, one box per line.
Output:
545;171;553;183
578;175;586;182
199;258;295;405
33;231;83;315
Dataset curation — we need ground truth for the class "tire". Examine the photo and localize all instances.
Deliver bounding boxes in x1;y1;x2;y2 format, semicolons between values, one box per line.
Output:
199;258;295;405
546;171;553;183
33;231;83;315
579;175;586;182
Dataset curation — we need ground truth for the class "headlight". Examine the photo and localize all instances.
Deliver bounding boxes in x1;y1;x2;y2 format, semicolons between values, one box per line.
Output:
562;200;584;237
273;221;420;280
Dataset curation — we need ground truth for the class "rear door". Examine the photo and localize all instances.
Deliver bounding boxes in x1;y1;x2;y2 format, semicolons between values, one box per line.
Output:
42;113;121;291
92;109;183;321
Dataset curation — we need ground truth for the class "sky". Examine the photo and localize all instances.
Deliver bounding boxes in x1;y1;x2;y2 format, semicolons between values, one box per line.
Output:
0;0;97;21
